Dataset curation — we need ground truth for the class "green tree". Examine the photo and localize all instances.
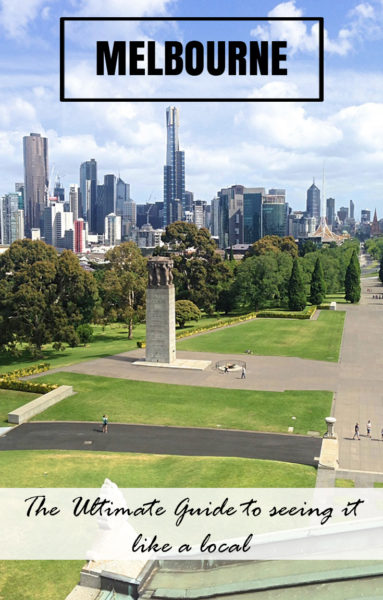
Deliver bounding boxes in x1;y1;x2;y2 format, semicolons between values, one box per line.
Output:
0;240;98;355
101;242;147;339
175;300;201;328
345;250;361;303
310;257;326;305
288;258;306;311
248;235;298;258
160;222;232;314
235;252;293;311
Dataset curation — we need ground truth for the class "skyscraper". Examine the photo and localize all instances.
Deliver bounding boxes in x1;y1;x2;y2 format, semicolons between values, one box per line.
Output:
69;184;80;222
23;133;48;236
306;182;321;224
326;198;335;227
80;158;97;225
350;199;355;220
0;194;24;245
163;106;185;226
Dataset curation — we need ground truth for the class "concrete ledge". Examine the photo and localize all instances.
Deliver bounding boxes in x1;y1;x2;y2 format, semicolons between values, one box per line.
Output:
133;359;211;371
8;385;73;424
318;437;339;470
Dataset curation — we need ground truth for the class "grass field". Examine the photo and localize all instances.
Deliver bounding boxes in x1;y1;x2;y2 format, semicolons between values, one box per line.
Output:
0;317;232;374
0;449;317;599
33;373;332;435
178;310;345;362
0;389;38;427
0;450;317;488
0;561;83;600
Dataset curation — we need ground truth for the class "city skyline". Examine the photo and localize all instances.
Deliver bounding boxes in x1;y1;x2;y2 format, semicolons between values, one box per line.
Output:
0;1;382;216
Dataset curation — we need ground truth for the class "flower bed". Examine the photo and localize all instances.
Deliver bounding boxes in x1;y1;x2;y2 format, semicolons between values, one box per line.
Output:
0;363;57;394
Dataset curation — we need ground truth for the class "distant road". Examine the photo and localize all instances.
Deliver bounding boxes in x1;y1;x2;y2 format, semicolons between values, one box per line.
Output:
0;422;321;467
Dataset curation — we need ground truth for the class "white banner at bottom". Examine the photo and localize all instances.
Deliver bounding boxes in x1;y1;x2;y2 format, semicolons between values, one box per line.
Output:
2;482;383;560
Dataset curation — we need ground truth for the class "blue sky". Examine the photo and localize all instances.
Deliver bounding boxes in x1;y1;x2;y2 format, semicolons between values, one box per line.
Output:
1;0;383;217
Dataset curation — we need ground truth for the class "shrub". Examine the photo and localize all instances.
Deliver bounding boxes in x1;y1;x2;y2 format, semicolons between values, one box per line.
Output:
77;324;94;344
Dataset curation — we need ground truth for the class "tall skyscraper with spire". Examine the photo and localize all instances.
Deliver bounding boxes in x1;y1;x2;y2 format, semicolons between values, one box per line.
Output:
163;106;185;226
23;133;49;236
306;180;321;224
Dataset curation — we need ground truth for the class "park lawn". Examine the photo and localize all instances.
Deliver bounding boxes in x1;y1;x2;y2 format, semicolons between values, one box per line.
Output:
324;293;348;305
32;373;332;436
0;316;231;375
177;310;345;362
0;450;317;487
0;389;38;427
0;561;83;600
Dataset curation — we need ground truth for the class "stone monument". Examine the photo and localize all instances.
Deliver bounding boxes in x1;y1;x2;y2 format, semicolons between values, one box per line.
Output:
145;257;176;364
134;256;211;370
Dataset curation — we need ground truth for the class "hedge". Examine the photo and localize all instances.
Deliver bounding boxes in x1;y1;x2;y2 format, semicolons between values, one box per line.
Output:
257;306;317;320
176;313;258;339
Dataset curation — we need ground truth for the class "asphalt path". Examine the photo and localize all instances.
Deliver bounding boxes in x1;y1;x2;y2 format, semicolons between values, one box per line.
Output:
0;422;321;467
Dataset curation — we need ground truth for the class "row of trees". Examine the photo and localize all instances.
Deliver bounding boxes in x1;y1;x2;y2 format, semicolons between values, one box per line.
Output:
0;226;361;355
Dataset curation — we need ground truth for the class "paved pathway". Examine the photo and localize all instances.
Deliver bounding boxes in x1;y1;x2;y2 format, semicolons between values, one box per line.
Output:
334;253;383;473
0;422;321;467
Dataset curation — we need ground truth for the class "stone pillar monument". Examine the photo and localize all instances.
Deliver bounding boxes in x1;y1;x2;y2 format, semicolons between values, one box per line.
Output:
145;257;176;364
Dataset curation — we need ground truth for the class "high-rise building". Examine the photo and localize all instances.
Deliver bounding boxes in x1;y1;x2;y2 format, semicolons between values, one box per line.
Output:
43;201;74;248
184;190;194;213
80;158;97;224
54;177;65;203
69;184;80;222
337;207;349;223
193;200;207;229
116;177;130;216
163;106;185;226
350;199;355;220
210;197;220;238
74;219;85;253
306;182;321;224
94;174;117;235
243;188;264;243
361;209;371;223
217;185;244;248
23;133;49;236
0;194;24;245
262;193;288;238
15;183;24;209
104;213;121;246
326;198;335;227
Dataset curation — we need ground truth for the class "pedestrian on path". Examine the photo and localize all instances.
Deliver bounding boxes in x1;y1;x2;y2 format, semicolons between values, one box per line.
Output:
353;423;360;440
102;414;108;433
367;419;372;439
241;366;246;379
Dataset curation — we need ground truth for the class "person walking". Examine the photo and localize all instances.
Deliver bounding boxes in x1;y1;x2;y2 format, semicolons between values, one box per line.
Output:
353;423;360;440
241;366;246;379
367;419;372;439
102;414;108;433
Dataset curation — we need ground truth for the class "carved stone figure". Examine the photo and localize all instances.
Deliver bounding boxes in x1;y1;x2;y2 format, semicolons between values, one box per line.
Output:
148;257;174;287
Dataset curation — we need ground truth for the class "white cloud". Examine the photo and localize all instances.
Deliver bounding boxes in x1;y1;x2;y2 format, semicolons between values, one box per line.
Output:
71;0;173;16
0;0;50;38
246;103;343;150
250;0;383;56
